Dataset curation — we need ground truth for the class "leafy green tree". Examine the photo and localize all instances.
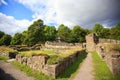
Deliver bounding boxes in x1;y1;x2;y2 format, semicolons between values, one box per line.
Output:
10;33;23;45
93;24;104;38
57;24;71;42
21;30;28;45
44;25;56;41
101;28;110;39
0;34;11;46
0;31;5;39
27;19;45;46
70;25;86;42
110;23;120;40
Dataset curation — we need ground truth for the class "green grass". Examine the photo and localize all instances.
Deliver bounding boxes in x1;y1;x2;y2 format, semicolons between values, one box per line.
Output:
0;55;9;61
91;51;120;80
57;51;87;80
12;61;55;80
47;55;63;65
19;50;57;57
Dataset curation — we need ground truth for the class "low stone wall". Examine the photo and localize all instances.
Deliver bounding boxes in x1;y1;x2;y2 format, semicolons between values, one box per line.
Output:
105;51;120;75
15;50;85;78
0;52;18;59
95;44;120;75
99;38;120;44
45;41;83;49
0;52;9;58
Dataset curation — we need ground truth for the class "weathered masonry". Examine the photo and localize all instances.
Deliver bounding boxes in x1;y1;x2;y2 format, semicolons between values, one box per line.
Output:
86;33;120;75
15;50;85;78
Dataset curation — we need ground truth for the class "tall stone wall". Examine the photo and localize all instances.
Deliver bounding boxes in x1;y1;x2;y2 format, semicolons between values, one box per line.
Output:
86;33;99;51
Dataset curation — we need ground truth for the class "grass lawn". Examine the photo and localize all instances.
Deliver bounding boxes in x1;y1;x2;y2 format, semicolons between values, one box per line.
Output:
91;51;120;80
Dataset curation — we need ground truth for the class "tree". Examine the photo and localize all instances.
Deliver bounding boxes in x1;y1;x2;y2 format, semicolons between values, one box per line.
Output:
0;34;11;46
0;31;5;39
44;25;56;41
27;19;45;46
57;24;70;42
93;24;104;38
10;33;23;45
101;28;110;39
110;23;120;40
21;30;28;45
70;25;86;42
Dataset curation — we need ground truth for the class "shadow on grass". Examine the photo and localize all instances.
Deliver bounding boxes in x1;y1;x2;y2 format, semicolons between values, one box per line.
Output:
57;51;88;79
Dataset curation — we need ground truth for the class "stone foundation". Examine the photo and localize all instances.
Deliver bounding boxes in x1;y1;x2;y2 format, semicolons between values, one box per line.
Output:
15;50;85;78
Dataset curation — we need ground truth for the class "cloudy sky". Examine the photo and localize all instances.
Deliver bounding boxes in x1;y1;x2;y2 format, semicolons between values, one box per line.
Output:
0;0;120;35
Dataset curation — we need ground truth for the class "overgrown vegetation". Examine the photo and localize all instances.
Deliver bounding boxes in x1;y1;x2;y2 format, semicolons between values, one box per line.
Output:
109;44;120;52
47;55;63;65
20;50;56;57
91;51;120;80
0;46;15;53
104;43;120;52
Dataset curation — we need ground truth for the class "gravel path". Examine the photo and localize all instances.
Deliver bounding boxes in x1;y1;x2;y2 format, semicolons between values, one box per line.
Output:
73;53;94;80
0;60;35;80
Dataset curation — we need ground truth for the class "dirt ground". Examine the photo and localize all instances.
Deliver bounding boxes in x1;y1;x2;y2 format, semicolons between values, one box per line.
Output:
0;61;35;80
73;53;94;80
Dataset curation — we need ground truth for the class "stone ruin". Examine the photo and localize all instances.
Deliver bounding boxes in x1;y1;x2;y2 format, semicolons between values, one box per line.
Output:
0;43;85;78
45;41;84;49
15;50;85;78
86;33;120;75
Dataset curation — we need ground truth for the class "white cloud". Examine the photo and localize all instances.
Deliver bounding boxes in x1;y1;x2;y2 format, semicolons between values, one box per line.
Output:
54;0;120;28
16;0;120;28
16;0;57;26
0;0;8;5
0;13;31;35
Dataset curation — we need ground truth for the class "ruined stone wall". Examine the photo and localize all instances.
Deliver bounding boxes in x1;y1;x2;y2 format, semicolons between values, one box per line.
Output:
95;43;120;75
104;50;120;75
0;52;18;59
86;33;120;76
0;52;9;58
99;38;120;44
45;41;83;49
15;50;85;78
86;33;98;51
